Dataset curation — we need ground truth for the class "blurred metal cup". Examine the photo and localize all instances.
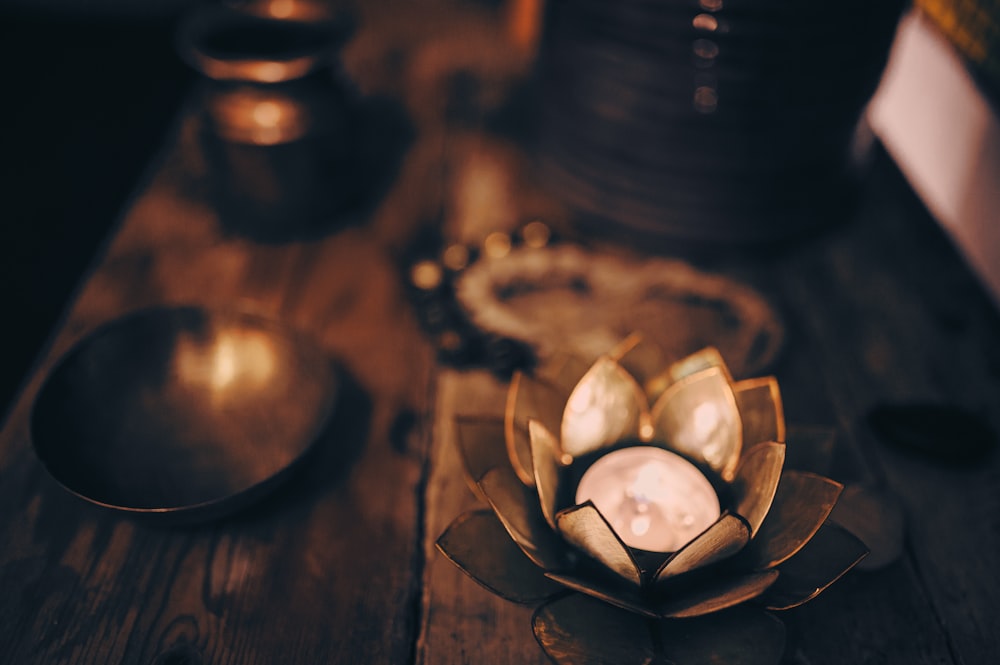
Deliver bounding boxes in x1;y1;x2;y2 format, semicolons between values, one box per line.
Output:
177;1;356;241
535;0;907;250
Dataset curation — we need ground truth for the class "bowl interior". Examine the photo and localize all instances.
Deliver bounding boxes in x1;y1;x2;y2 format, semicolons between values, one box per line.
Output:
30;306;337;520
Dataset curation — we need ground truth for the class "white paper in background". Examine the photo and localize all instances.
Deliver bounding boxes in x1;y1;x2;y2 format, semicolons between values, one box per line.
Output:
868;10;1000;309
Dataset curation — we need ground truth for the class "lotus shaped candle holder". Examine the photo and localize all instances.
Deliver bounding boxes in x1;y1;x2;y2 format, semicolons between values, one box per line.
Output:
437;335;868;664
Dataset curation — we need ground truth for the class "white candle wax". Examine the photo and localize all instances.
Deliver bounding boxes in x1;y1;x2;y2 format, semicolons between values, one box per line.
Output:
575;446;720;553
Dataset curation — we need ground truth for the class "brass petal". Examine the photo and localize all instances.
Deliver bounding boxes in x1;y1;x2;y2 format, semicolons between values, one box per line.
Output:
655;570;779;618
666;346;729;383
609;332;668;401
762;521;869;610
733;377;786;446
532;593;657;665
650;367;742;479
544;572;658;618
654;513;751;585
556;502;643;586
656;606;786;665
436;510;565;604
478;466;566;570
607;331;644;361
529;420;566;530
561;358;647;459
645;349;730;425
742;471;843;569
505;371;566;485
732;441;786;537
454;416;510;501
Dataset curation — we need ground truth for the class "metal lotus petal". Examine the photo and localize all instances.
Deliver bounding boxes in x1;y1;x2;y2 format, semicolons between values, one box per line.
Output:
477;465;566;570
665;346;729;384
742;471;843;569
561;358;648;459
654;513;751;585
532;593;657;665
436;510;565;604
544;572;658;618
609;332;668;402
505;371;566;485
454;417;510;501
656;606;786;665
650;367;742;480
732;441;786;537
762;522;869;610
529;420;566;530
734;377;785;446
643;346;730;410
556;502;643;586
656;570;780;619
649;346;732;401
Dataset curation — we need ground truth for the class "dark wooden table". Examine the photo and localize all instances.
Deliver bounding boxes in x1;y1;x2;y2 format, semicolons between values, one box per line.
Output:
2;3;999;663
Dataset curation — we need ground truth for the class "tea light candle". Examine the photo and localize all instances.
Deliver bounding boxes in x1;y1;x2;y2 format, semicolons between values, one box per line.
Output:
575;446;720;553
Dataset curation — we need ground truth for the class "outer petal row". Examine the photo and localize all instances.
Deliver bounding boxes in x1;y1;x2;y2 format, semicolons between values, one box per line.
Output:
436;510;563;604
534;594;786;665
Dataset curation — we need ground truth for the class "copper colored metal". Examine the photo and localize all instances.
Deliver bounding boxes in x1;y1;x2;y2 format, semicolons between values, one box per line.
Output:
30;306;337;523
438;341;870;663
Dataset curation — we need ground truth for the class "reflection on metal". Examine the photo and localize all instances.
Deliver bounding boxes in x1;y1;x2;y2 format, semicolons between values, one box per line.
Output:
177;4;339;84
174;326;278;393
506;0;544;57
561;358;647;459
436;510;565;604
528;420;564;530
734;376;785;450
761;522;869;610
478;466;565;570
176;2;358;240
208;88;309;145
732;441;786;537
505;372;565;485
650;366;742;480
692;13;719;32
556;502;643;586
693;85;719;113
654;512;750;583
439;341;868;663
743;470;842;569
30;306;337;523
657;570;779;619
533;594;656;665
534;596;787;665
693;38;720;61
236;0;337;23
453;417;509;500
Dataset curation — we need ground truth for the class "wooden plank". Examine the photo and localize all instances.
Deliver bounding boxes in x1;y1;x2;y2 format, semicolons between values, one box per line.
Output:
419;368;550;664
0;88;437;663
770;156;1000;664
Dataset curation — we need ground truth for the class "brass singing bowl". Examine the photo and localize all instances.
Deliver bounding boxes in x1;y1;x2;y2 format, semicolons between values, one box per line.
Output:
30;306;338;523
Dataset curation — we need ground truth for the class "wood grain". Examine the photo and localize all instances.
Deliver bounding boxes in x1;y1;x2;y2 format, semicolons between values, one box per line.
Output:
1;3;999;664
